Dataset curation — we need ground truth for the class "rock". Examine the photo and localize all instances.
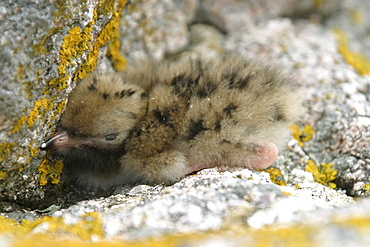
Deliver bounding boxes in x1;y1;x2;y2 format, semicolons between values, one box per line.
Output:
1;0;370;245
0;169;357;245
197;0;343;33
0;0;129;208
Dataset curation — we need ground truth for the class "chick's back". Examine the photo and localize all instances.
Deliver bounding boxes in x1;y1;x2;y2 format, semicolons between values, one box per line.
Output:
123;54;302;175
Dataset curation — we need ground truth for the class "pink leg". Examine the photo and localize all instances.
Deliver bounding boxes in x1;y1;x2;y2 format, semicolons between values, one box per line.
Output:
248;142;278;169
184;142;279;175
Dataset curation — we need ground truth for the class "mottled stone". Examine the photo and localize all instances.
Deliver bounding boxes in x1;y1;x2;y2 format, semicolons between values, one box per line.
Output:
197;0;343;33
0;0;129;208
120;0;198;60
1;0;370;245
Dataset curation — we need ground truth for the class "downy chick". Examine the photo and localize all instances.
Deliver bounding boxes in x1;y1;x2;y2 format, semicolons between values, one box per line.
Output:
41;54;303;188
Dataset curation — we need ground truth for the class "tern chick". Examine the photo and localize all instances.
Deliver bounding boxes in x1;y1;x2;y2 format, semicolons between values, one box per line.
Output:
41;54;303;188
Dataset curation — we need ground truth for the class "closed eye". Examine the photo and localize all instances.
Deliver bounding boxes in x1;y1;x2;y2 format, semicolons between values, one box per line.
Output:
104;133;118;141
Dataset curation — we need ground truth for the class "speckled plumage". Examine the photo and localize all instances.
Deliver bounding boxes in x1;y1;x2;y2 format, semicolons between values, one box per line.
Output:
41;54;303;188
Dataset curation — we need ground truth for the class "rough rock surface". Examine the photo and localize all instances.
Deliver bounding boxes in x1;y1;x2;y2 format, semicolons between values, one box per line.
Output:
1;0;370;245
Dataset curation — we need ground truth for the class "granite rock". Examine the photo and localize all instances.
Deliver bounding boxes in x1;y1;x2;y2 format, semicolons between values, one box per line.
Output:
1;0;370;245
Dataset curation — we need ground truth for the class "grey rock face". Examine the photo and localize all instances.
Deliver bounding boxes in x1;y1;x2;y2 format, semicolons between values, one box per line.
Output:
1;0;370;245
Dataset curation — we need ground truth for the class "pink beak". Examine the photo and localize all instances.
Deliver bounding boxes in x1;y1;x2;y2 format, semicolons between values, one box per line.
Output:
40;131;77;150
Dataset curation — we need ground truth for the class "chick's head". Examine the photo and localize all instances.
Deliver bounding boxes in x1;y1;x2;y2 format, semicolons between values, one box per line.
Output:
51;74;147;151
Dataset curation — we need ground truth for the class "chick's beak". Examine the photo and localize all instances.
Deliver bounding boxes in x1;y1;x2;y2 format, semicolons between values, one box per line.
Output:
40;131;74;150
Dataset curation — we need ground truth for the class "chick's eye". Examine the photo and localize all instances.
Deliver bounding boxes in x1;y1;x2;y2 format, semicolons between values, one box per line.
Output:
104;134;118;141
70;131;79;137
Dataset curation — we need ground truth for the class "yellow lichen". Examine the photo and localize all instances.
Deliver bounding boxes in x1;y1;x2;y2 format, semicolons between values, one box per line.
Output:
75;0;128;79
29;141;37;157
59;26;89;74
2;210;370;247
55;99;67;114
50;159;64;184
107;32;128;72
12;97;53;133
305;160;337;189
1;212;103;242
22;81;34;99
25;141;42;165
350;8;363;25
360;184;370;194
38;157;49;186
0;142;16;162
106;0;128;72
282;191;292;196
27;97;53;128
13;237;125;247
16;64;35;98
262;167;287;186
57;75;71;91
0;215;19;233
73;12;97;80
32;26;62;55
28;98;44;126
334;29;370;75
12;116;28;134
17;66;25;80
57;24;93;89
48;78;57;86
34;0;128;120
0;171;6;180
0;216;316;247
314;0;323;8
290;124;315;147
52;1;124;90
38;156;64;186
336;216;370;231
69;212;104;240
36;69;42;78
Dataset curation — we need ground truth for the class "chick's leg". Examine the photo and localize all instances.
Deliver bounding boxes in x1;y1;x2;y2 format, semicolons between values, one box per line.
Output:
120;149;188;184
246;142;278;169
184;142;278;175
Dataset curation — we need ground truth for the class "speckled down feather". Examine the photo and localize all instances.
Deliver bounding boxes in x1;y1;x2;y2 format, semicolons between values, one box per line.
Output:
41;54;303;188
